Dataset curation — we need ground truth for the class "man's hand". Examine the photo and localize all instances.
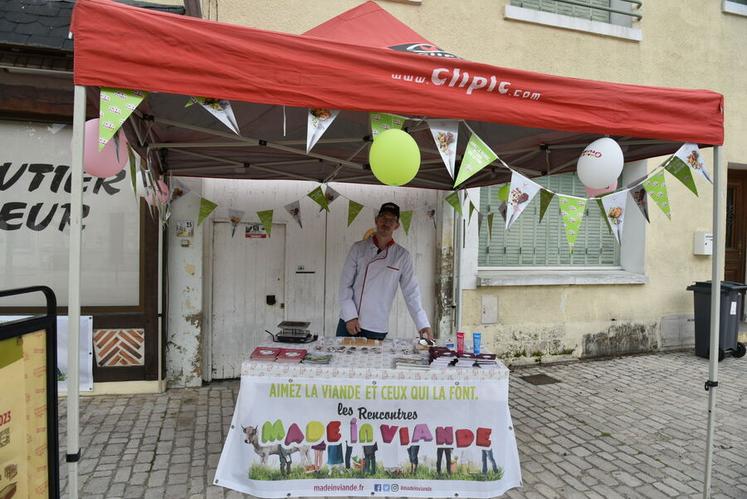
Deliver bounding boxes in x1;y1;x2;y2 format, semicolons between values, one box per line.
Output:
346;319;362;335
418;327;433;341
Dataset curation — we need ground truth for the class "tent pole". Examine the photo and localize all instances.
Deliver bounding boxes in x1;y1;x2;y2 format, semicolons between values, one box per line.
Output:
703;145;723;499
66;85;86;499
453;191;464;333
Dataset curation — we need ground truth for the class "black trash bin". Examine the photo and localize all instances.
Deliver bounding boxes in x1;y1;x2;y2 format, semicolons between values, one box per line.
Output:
686;281;747;361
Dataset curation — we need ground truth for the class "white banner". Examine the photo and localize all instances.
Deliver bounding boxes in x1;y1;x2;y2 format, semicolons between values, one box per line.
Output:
0;315;94;393
215;375;521;497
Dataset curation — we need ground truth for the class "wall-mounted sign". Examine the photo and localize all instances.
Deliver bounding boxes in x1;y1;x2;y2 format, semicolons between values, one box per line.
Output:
245;223;268;239
176;220;194;238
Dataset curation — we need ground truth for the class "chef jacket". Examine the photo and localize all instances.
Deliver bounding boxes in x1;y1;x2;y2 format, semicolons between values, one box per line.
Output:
338;237;430;333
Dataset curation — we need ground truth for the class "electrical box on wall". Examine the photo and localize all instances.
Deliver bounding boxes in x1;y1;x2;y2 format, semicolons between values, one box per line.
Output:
693;231;713;255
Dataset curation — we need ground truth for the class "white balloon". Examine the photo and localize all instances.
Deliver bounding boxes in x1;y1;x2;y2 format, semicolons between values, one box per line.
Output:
576;137;624;189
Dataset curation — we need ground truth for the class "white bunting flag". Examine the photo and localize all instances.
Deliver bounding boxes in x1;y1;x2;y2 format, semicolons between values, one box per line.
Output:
307;109;340;153
427;119;459;179
505;171;541;229
674;143;712;184
284;200;303;228
600;189;629;244
188;97;240;135
228;208;245;238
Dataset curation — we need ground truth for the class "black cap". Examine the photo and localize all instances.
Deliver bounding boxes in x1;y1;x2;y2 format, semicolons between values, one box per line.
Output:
378;202;400;219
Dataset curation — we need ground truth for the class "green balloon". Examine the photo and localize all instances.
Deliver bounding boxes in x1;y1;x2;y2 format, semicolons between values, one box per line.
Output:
498;183;509;202
369;129;421;186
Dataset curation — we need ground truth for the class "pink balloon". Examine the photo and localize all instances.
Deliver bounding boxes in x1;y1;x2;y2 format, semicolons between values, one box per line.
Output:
585;180;618;198
83;118;128;178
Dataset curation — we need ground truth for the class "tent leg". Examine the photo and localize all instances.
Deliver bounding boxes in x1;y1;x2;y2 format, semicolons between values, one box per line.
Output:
703;145;723;499
66;84;86;499
453;191;464;332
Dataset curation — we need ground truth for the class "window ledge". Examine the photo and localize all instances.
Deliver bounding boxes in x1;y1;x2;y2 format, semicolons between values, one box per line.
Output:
477;270;648;287
504;5;642;41
724;1;747;16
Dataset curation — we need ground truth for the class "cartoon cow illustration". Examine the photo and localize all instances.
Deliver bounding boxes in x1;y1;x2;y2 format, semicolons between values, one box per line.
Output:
241;425;309;475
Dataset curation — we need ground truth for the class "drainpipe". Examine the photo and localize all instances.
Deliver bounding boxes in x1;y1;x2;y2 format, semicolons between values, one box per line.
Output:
453;191;464;333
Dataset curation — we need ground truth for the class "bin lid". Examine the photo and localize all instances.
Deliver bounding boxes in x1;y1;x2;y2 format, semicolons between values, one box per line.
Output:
687;280;747;291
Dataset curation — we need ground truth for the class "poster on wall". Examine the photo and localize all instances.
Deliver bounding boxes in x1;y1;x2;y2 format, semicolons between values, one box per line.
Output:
214;375;522;498
0;121;140;307
0;330;50;498
0;316;93;393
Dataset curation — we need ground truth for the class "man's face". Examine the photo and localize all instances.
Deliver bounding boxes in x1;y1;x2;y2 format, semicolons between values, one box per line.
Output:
375;213;399;237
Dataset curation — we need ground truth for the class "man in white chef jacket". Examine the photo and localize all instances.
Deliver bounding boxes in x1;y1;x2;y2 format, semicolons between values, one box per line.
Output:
337;202;434;341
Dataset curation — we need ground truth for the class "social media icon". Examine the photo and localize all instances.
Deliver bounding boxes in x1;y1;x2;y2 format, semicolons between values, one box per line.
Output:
383;485;390;492
374;484;382;492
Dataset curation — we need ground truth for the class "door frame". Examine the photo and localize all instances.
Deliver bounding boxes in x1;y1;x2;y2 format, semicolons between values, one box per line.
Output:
726;169;747;285
203;219;287;382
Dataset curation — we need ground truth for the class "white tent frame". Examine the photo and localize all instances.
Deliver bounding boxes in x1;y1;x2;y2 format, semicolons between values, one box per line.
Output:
66;83;725;499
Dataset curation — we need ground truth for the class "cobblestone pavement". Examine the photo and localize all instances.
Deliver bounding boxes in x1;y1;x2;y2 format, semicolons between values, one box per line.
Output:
57;351;747;498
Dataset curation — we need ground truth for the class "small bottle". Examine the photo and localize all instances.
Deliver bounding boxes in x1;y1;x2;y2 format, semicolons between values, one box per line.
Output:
456;332;465;355
472;332;481;355
445;337;455;350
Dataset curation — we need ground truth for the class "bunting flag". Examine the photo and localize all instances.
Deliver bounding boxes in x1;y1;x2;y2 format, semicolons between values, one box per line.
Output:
629;185;650;222
454;132;498;188
427;119;459;179
400;210;413;235
558;196;587;250
186;97;240;135
197;198;217;226
664;154;698;196
642;171;672;219
599;190;629;244
127;145;138;203
307;186;329;211
257;209;274;237
505;171;541;229
347;200;364;226
674;143;712;184
497;202;507;222
427;208;436;230
487;212;495;241
468;200;477;224
445;191;462;216
370;112;406;138
307;109;340;153
99;88;146;150
539;189;554;223
283;201;302;228
323;186;342;210
477;211;484;238
228;208;245;237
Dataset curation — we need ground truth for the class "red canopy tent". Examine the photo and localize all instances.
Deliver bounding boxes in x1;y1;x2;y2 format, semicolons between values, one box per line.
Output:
69;0;722;189
63;1;726;497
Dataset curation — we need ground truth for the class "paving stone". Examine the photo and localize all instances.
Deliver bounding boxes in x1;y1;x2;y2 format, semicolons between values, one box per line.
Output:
58;352;747;499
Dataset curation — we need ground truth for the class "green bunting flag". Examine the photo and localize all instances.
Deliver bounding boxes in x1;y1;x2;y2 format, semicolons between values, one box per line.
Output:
197;197;217;226
370;112;406;138
445;192;462;216
558;195;587;250
539;189;554;223
307;186;329;211
477;212;484;237
664;155;698;196
257;209;274;237
487;212;495;241
642;171;671;219
468;200;477;223
99;88;146;151
400;210;413;235
347;200;364;226
454;133;498;188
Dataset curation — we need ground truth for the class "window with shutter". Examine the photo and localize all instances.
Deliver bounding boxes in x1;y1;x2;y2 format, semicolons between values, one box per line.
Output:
509;0;640;28
478;173;621;268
